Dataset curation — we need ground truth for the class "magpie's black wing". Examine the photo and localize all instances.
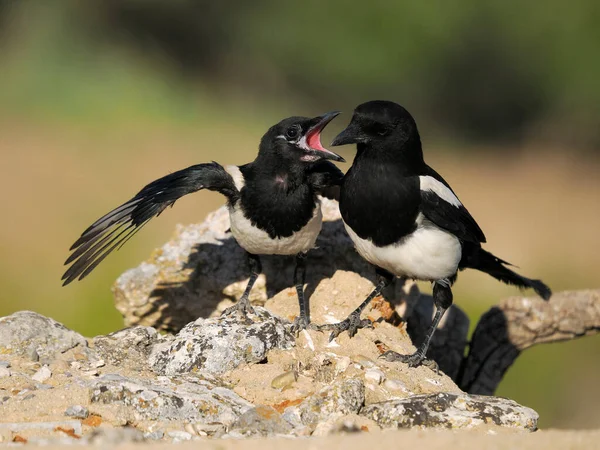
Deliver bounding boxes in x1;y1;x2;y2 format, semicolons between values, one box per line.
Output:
418;174;486;244
309;160;345;200
62;162;238;285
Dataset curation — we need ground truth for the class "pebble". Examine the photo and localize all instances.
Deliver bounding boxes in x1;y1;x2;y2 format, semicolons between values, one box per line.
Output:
31;365;52;382
192;423;226;437
143;430;164;440
426;378;442;387
167;430;192;441
0;361;10;368
0;367;10;378
335;356;351;373
65;405;89;419
28;348;40;362
365;368;385;385
271;370;297;389
383;379;410;393
93;360;106;368
51;360;70;374
353;354;376;368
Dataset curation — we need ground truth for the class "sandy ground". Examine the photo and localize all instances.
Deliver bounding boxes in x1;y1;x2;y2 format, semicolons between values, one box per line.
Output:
26;429;600;450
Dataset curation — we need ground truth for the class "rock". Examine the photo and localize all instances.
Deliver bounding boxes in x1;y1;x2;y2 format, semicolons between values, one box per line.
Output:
93;326;166;370
0;360;10;368
150;307;294;376
112;199;417;332
31;365;52;382
64;405;89;419
282;378;365;428
89;373;252;424
0;420;83;436
360;392;539;431
192;423;226;437
143;430;164;440
231;405;293;437
365;368;385;385
84;427;145;445
312;414;379;436
0;311;88;360
271;370;298;389
167;430;192;441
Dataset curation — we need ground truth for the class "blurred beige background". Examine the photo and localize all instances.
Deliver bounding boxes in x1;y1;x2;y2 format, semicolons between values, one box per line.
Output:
0;1;598;429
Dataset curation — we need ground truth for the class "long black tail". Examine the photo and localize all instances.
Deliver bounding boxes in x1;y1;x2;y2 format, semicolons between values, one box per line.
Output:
460;243;552;300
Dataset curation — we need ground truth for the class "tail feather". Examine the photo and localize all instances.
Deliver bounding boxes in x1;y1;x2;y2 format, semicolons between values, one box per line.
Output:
460;244;552;300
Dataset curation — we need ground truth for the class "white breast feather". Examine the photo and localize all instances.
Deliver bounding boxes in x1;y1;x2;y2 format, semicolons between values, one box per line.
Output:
229;203;322;255
224;165;323;255
344;214;461;281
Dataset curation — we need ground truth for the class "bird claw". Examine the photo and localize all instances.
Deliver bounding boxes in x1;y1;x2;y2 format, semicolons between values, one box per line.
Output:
290;315;313;336
315;313;373;341
379;350;439;373
221;298;254;322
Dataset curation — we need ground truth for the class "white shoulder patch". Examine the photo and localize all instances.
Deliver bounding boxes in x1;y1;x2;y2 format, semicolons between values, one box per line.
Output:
224;165;245;191
419;176;462;207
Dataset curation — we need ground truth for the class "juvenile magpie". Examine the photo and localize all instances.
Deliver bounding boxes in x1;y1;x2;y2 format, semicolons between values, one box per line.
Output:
319;100;551;367
62;112;344;331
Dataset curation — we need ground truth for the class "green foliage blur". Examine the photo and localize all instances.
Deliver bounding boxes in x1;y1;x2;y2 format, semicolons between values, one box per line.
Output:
0;0;598;429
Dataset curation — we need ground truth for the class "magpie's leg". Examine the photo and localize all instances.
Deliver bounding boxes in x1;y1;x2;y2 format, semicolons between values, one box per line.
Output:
316;268;394;341
290;252;310;334
222;253;261;318
381;279;453;370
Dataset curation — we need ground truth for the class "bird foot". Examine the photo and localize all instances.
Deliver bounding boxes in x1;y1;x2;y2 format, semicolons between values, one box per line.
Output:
315;312;373;342
221;298;255;322
290;315;313;336
380;350;439;373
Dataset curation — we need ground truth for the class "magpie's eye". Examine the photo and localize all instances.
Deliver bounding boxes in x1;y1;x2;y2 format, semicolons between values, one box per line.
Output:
286;127;299;139
375;125;389;136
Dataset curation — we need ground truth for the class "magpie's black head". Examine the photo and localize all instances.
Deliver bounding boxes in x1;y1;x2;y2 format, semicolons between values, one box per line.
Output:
332;101;420;152
259;112;345;164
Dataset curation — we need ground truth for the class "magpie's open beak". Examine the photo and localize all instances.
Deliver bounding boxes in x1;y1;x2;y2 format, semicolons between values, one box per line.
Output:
331;121;362;147
301;111;345;163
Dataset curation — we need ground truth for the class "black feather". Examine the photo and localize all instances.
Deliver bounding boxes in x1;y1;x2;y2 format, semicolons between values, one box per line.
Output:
460;243;552;300
420;190;486;244
62;162;237;285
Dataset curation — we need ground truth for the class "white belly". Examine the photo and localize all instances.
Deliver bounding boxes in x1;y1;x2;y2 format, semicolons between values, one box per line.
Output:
343;214;461;281
228;202;323;256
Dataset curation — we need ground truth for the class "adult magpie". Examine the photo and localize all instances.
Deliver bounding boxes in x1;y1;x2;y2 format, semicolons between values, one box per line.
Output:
319;100;551;367
62;112;344;331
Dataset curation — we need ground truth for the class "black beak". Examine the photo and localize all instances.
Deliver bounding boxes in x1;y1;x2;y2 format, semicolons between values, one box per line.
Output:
303;111;346;163
331;121;362;147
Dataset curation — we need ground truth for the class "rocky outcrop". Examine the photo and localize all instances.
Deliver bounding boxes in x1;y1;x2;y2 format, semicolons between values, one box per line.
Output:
4;201;596;444
0;307;538;444
0;311;88;361
361;393;538;431
150;307;294;376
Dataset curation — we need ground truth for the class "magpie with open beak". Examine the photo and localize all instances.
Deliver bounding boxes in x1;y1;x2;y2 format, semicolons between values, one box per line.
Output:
319;100;551;368
62;112;344;331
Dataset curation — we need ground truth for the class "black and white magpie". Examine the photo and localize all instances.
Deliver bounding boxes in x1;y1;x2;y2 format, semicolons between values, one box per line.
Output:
62;112;344;331
319;100;551;367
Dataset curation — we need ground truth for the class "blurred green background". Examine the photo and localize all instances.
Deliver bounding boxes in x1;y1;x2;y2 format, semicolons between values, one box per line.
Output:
0;0;598;429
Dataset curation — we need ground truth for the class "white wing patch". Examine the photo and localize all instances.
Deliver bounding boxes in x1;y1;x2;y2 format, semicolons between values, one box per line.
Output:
419;176;462;207
224;165;245;191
